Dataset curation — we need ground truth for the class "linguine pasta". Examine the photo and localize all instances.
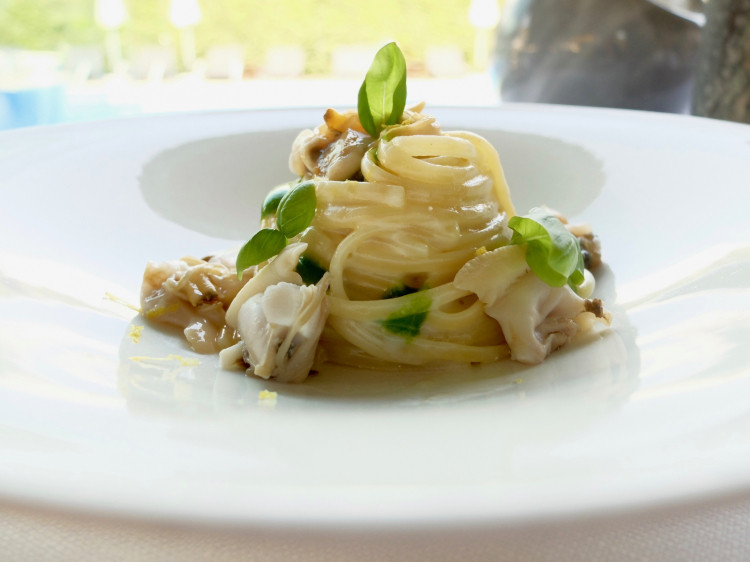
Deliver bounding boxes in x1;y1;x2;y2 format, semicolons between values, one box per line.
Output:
314;113;513;367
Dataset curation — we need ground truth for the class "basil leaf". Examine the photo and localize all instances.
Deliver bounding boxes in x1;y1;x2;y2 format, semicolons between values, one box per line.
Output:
236;228;287;280
357;42;407;138
261;181;293;219
297;254;327;285
358;83;377;139
568;247;585;290
381;292;432;340
508;208;585;288
276;180;317;239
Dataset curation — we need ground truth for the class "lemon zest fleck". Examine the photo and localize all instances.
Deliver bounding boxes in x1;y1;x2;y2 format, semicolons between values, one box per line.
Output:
515;378;523;384
144;303;180;319
258;390;278;400
175;355;200;366
105;292;141;313
129;354;199;367
128;325;144;343
475;246;487;257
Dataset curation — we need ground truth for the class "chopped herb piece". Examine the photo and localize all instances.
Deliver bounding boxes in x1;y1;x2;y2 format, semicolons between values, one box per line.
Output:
297;255;327;285
381;292;432;340
382;282;419;300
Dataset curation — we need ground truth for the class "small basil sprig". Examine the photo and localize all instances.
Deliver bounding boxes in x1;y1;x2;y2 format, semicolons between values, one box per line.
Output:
277;181;317;238
358;42;407;138
236;181;317;279
508;208;585;290
296;255;327;285
381;292;432;340
236;229;287;280
261;182;293;219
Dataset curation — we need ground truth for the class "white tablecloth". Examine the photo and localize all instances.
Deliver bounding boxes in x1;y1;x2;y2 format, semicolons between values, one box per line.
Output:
3;491;750;561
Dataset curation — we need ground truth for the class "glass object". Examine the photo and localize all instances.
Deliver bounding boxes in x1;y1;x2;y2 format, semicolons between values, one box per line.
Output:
693;0;750;123
494;0;703;113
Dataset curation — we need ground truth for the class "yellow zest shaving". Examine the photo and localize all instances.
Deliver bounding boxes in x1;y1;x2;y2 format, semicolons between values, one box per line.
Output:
258;390;278;401
128;325;144;343
475;246;487;257
144;303;180;319
515;378;523;384
129;354;200;367
104;292;141;313
175;355;200;366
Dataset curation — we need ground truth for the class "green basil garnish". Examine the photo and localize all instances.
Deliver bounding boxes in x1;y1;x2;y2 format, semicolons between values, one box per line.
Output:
297;255;327;285
236;228;287;280
508;208;585;289
357;42;407;139
382;282;419;300
277;180;317;239
237;181;318;280
261;182;293;219
381;292;432;340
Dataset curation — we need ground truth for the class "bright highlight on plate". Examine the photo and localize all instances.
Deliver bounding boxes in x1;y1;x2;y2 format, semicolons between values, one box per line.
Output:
139;43;611;383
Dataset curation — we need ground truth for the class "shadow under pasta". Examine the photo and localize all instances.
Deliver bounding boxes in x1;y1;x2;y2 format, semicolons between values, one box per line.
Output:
116;317;639;413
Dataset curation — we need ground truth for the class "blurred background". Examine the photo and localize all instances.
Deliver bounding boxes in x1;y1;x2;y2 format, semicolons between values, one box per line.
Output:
0;0;737;131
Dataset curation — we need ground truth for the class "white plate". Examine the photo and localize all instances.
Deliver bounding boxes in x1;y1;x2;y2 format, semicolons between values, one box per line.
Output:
2;105;750;531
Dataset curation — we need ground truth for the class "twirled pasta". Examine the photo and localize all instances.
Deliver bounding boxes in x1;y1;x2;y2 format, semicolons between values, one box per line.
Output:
294;113;511;367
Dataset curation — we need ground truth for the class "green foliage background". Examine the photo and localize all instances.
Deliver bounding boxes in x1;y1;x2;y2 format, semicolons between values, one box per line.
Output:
0;0;479;73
